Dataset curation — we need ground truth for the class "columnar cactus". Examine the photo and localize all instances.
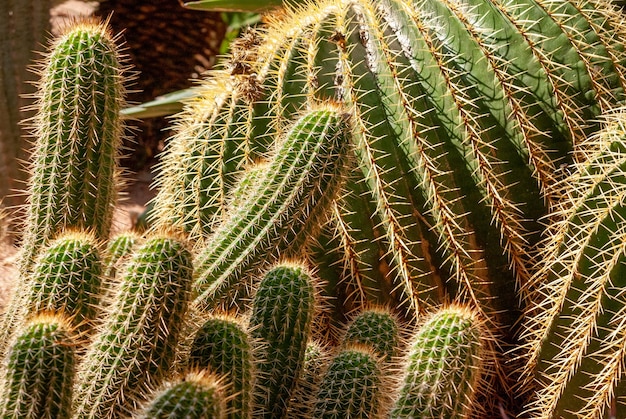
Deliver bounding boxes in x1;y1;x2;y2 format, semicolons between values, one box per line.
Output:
0;230;102;355
72;234;193;418
20;18;125;275
0;313;76;419
137;371;227;419
522;110;626;418
312;345;386;419
103;231;142;280
390;304;490;419
152;0;626;337
249;262;316;418
289;340;330;418
192;104;349;311
341;306;400;362
188;314;254;418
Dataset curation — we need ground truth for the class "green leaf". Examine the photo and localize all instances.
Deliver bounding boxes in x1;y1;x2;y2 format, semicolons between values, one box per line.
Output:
121;88;197;119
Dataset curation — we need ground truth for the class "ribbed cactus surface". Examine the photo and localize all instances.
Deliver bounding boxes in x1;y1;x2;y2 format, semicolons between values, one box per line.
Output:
341;306;400;362
20;19;124;275
72;234;193;418
249;263;315;418
189;314;254;418
0;314;76;419
312;345;385;419
137;371;226;419
390;305;488;418
192;104;348;311
152;0;626;336
522;111;626;418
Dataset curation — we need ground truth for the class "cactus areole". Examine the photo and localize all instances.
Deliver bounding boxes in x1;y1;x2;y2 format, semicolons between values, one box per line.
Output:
154;0;626;335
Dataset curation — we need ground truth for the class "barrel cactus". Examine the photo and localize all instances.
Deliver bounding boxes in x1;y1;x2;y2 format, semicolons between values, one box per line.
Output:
522;109;626;418
151;0;626;344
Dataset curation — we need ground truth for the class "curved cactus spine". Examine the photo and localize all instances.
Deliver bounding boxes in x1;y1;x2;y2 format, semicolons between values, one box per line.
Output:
312;345;386;419
192;104;349;311
0;313;76;419
72;234;193;418
521;110;626;418
340;306;400;362
188;314;254;419
0;230;102;358
289;340;330;418
136;371;227;419
390;304;491;419
19;18;125;276
153;0;626;336
249;262;316;418
103;231;143;280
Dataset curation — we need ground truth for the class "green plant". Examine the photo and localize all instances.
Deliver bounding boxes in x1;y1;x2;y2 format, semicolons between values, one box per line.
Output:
390;304;491;419
103;231;142;280
288;340;330;418
151;0;626;342
249;262;316;418
190;104;349;311
341;305;400;362
137;371;227;419
19;18;125;276
521;111;626;418
0;313;76;419
72;234;193;418
188;314;254;418
312;345;386;418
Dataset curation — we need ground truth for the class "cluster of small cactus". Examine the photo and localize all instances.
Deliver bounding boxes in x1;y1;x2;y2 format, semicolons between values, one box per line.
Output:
6;0;626;417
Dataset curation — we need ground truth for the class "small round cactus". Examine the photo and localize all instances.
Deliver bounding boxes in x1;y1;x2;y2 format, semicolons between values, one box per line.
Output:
0;313;76;419
249;262;316;418
341;306;400;362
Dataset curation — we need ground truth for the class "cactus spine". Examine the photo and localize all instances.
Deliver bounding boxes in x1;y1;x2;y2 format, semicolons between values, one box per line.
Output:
522;111;626;418
72;234;193;418
103;231;142;280
192;104;349;311
20;19;125;275
0;313;76;419
390;304;490;419
137;371;227;419
341;306;400;362
188;314;254;418
312;345;386;419
289;340;330;418
249;262;316;418
152;0;626;338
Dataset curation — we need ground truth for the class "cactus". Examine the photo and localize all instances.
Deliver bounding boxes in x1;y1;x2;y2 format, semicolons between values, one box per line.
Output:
136;370;227;419
192;104;349;311
72;234;193;418
521;110;626;418
151;0;626;337
20;18;125;276
312;345;386;419
289;340;330;418
249;262;316;418
0;313;76;419
0;230;103;358
390;304;491;419
341;306;400;362
103;231;143;280
188;314;254;418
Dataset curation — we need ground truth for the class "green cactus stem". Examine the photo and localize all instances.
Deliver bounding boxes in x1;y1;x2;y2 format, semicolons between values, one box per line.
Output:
188;314;254;418
249;262;316;418
390;304;490;419
20;18;125;276
341;306;400;362
522;110;626;418
0;230;103;358
289;340;330;418
192;104;349;311
103;231;143;280
312;345;386;419
136;370;227;419
72;234;193;418
0;313;76;419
